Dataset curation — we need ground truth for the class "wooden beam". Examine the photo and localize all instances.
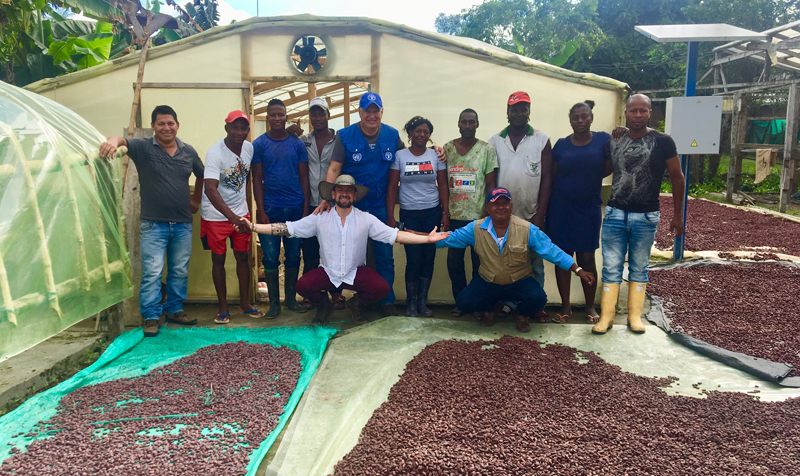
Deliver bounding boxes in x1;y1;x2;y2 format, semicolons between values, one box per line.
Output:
253;84;348;114
330;108;358;121
248;75;371;83
124;40;149;199
308;82;317;106
780;83;800;213
637;79;798;94
253;81;293;95
285;94;363;121
343;83;350;127
727;92;748;202
370;34;380;94
135;82;250;89
712;49;762;66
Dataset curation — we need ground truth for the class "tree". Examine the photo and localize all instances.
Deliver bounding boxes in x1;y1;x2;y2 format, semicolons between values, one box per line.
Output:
436;0;603;67
435;0;800;91
0;0;212;87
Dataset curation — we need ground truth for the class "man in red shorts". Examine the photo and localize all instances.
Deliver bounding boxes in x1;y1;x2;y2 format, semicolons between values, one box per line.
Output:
201;111;264;323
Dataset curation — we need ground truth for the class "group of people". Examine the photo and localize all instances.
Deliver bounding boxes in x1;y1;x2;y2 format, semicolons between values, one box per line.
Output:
98;90;685;337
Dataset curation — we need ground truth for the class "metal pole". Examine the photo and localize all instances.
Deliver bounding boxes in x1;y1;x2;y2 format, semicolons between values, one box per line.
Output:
673;41;699;260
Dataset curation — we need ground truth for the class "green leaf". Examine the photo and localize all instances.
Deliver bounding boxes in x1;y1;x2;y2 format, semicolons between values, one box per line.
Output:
47;40;74;63
547;39;579;67
159;28;182;42
51;19;96;39
512;37;525;56
61;0;124;21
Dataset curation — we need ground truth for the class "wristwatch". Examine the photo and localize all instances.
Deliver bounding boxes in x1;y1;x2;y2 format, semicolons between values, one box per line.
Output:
573;266;583;275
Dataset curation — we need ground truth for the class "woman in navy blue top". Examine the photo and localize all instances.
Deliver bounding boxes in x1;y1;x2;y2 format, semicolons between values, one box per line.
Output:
545;101;610;324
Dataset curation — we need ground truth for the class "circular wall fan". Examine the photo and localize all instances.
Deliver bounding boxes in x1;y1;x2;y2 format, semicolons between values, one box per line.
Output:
292;35;327;74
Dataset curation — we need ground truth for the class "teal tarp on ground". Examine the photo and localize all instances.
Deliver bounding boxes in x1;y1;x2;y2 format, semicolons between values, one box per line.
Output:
0;325;337;475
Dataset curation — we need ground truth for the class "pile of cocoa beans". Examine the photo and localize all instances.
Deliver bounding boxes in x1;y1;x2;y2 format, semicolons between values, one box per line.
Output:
1;342;302;475
333;336;800;475
656;197;800;256
649;262;800;375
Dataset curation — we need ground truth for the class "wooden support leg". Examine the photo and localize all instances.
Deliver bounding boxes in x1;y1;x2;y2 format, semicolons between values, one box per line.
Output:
780;83;800;213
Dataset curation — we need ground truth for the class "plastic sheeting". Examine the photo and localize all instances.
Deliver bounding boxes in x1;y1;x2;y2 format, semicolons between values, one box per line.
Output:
0;81;132;361
648;259;800;387
265;316;800;476
0;325;337;475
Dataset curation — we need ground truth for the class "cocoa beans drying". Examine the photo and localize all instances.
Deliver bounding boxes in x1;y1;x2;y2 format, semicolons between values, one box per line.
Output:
332;336;800;475
656;197;800;256
649;263;800;376
1;342;302;475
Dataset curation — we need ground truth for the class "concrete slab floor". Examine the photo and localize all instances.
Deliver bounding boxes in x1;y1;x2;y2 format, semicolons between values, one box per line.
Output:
0;318;105;414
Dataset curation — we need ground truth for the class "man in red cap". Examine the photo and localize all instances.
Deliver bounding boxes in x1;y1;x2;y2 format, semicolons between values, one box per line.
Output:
489;91;554;322
200;111;265;324
435;187;593;332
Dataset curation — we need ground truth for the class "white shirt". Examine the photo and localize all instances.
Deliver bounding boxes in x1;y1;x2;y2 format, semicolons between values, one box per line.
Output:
201;139;254;221
489;128;549;220
286;208;399;287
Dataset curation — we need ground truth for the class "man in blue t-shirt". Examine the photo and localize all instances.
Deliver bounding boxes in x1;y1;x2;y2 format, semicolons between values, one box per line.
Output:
252;98;311;318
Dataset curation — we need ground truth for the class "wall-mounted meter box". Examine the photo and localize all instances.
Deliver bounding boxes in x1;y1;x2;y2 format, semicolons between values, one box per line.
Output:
665;96;723;154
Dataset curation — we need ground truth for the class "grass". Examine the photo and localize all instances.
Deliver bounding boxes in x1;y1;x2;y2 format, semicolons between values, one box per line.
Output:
661;154;783;195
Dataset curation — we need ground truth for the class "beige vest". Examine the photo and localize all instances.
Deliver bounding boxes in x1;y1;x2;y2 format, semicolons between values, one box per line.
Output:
474;216;532;285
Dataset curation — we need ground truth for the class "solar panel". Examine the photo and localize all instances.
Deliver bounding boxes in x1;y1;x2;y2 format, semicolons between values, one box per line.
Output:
635;24;768;43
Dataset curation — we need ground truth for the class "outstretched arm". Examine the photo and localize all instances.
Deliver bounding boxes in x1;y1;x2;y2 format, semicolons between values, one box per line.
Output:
252;222;291;236
396;227;449;245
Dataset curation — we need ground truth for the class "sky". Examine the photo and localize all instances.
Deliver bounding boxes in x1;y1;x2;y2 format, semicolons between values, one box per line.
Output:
217;0;481;32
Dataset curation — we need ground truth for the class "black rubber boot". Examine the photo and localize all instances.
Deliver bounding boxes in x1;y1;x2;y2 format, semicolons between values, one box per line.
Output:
417;277;434;317
264;271;281;319
405;281;419;317
284;268;306;313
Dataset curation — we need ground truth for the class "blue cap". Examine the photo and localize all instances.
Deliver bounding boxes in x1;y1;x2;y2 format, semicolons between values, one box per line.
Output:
486;187;512;203
359;92;383;110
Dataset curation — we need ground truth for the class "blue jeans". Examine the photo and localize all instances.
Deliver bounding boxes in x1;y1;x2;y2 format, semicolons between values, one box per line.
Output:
259;206;303;271
140;221;193;321
601;206;659;284
457;275;547;318
357;205;395;307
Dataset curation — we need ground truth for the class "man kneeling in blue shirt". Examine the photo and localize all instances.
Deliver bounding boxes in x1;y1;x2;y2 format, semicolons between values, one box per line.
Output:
437;188;594;332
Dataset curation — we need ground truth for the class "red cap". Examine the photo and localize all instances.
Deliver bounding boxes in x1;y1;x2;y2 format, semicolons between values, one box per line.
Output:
225;110;250;124
507;91;531;106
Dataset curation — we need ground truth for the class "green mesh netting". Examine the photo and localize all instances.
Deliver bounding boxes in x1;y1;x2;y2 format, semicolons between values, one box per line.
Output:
0;325;337;475
0;81;132;361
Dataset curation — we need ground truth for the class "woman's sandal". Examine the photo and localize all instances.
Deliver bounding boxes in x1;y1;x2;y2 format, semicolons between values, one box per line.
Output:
302;298;315;310
450;307;465;317
551;312;571;324
332;294;346;310
586;311;601;324
214;313;231;324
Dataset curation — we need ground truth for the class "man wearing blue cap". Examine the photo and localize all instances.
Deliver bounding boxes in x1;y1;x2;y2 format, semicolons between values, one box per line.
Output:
316;93;443;317
435;187;594;332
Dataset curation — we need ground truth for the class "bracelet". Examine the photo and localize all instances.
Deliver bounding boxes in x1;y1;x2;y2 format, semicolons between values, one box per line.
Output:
442;211;450;218
573;266;583;274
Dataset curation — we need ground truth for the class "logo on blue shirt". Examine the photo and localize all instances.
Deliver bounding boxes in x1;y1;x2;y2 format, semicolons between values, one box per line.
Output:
384;151;393;161
353;153;363;162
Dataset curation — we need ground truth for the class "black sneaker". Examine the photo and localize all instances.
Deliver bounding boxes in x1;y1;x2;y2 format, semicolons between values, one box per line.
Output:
143;319;160;337
165;310;197;325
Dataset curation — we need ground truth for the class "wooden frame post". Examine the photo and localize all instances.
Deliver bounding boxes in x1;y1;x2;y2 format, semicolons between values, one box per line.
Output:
780;82;800;212
727;92;748;202
343;83;351;126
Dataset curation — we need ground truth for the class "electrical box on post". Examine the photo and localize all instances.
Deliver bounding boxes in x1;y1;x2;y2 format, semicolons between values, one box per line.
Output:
665;96;723;154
